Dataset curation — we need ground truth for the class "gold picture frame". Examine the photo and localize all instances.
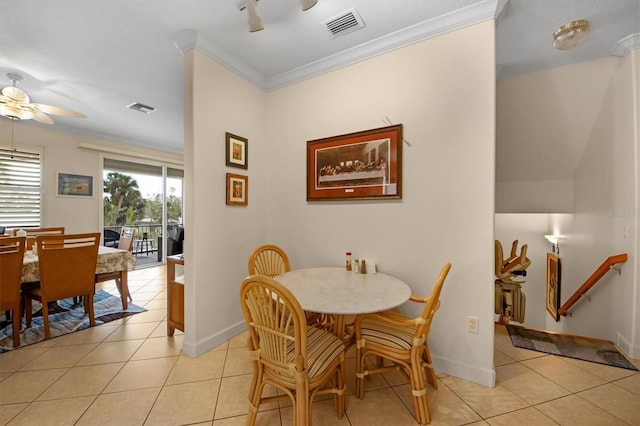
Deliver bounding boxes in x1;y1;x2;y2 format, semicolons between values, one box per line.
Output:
546;253;561;321
226;173;248;206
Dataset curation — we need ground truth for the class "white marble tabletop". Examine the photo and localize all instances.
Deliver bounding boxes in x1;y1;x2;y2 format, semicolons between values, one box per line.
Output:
276;267;411;315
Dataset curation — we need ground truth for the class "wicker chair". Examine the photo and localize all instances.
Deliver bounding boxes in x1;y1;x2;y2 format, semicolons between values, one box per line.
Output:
240;275;346;426
24;233;100;339
248;244;326;328
247;244;291;277
0;236;27;347
355;262;452;425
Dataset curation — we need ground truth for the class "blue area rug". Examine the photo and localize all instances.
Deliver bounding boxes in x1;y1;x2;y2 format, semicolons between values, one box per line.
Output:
507;324;638;371
0;289;147;353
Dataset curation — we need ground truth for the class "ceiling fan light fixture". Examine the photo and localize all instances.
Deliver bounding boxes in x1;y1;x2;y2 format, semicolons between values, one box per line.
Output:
553;19;590;50
246;0;264;32
0;104;34;121
299;0;318;11
0;72;85;124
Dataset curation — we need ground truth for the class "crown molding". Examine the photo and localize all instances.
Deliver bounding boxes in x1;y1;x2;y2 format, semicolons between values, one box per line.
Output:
182;0;500;91
265;0;500;90
613;32;640;57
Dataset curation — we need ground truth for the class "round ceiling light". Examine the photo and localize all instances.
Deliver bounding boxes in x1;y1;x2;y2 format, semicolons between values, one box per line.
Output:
553;19;590;50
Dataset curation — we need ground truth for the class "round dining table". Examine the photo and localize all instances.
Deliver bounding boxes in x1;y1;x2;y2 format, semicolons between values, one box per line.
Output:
276;267;411;344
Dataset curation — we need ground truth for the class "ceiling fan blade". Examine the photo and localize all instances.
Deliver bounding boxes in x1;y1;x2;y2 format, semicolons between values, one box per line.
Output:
32;103;85;118
33;109;55;124
1;86;30;103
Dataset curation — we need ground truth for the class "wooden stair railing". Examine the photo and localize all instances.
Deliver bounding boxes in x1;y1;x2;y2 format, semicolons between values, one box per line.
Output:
558;253;628;317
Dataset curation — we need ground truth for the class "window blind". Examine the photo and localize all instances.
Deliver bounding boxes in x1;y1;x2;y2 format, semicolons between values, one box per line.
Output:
0;147;42;230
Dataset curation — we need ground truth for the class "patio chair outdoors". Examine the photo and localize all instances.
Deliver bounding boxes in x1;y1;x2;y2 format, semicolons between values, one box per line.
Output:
103;229;120;247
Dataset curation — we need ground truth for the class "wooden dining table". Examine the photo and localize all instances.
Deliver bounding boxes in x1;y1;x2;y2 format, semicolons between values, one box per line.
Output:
21;246;136;309
276;267;411;345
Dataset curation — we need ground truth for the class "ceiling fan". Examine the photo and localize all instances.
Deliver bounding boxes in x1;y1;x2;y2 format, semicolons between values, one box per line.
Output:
0;72;86;124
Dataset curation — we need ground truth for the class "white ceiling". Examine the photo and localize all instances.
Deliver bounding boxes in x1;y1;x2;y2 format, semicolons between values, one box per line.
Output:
1;0;639;159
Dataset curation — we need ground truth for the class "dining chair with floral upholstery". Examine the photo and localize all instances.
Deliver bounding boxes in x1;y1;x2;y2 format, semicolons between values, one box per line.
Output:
94;227;136;303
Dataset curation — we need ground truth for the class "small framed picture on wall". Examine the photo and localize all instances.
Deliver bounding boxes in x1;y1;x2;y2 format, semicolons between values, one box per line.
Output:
225;132;248;169
226;173;248;206
56;172;94;197
546;253;561;321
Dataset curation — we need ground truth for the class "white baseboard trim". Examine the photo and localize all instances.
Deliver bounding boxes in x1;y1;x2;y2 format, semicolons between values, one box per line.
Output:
182;320;247;358
617;332;640;360
433;355;496;387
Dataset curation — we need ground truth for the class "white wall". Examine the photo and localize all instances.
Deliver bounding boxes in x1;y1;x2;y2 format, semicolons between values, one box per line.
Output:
262;20;497;386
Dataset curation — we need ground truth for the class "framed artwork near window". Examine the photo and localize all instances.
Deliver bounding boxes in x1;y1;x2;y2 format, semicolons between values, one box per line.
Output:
225;132;248;169
226;173;248;206
306;124;402;201
546;253;561;321
57;172;94;197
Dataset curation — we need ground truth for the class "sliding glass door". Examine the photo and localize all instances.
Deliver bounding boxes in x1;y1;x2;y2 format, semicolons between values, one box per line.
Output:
103;158;183;267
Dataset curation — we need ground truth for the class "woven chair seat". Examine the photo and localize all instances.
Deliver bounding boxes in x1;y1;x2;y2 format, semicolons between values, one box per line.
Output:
285;326;345;379
358;316;416;351
355;263;451;425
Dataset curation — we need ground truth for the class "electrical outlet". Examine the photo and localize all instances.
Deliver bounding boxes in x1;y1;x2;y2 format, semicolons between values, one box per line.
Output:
466;316;479;334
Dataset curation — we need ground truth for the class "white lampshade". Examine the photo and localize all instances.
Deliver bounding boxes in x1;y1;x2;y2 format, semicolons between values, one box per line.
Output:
544;234;560;245
299;0;318;11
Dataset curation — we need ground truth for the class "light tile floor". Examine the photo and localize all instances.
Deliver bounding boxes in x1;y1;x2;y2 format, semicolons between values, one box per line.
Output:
1;265;639;425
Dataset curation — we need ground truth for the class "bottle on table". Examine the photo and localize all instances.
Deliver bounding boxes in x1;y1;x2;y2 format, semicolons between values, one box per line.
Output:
346;252;352;271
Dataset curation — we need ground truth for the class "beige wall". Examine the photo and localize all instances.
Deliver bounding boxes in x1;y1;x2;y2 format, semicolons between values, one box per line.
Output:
561;49;639;357
265;21;497;386
182;20;497;386
183;50;269;356
495;50;640;358
496;56;621;213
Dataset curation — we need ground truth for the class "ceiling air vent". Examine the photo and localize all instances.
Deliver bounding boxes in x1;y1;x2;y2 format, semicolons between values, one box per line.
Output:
126;102;156;114
324;8;365;39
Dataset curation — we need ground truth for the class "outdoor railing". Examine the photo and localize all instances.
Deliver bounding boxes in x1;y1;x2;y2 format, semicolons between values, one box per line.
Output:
103;224;163;250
